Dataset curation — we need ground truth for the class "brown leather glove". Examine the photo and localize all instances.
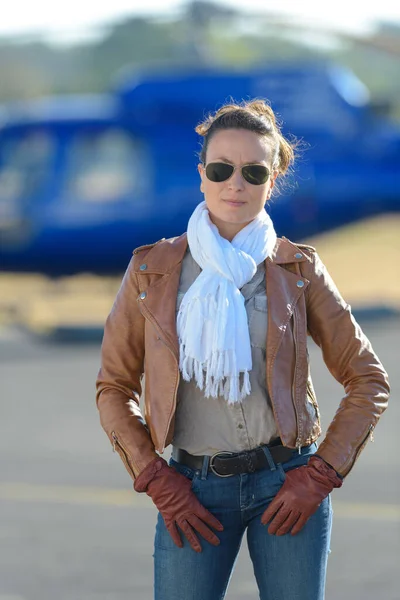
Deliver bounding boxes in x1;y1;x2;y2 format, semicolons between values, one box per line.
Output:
261;455;343;536
134;457;224;553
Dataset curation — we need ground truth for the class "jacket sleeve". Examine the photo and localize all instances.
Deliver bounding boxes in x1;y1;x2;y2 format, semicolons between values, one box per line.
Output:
96;255;158;482
302;250;390;478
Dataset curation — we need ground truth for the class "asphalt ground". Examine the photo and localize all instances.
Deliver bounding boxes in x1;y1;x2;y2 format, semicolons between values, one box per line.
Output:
1;316;399;600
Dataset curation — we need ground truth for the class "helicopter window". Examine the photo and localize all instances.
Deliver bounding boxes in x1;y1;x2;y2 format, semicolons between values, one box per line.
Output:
329;66;370;108
0;130;55;205
64;129;147;202
254;72;357;136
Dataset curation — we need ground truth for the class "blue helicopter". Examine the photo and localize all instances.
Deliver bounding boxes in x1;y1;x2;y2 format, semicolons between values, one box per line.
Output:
0;61;399;276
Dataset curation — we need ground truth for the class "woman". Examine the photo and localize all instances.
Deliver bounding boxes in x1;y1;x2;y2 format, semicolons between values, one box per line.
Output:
96;100;390;600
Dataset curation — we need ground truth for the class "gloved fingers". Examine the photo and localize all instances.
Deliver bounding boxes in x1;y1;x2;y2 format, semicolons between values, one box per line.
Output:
179;519;202;553
187;514;221;546
196;505;224;532
166;521;183;548
290;513;309;536
261;497;285;526
266;505;292;535
275;510;301;536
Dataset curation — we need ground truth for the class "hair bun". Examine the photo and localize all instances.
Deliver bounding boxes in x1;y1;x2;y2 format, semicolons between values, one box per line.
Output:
246;100;278;127
195;98;298;180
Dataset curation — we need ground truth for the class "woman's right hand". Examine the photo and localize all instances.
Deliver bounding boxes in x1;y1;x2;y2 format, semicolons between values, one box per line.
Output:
134;457;224;553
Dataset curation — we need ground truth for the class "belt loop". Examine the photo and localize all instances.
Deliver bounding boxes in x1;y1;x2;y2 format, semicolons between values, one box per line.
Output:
201;455;210;480
261;445;277;471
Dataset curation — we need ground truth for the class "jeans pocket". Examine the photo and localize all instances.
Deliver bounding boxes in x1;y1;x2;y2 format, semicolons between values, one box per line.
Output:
276;462;287;483
280;442;318;475
169;458;199;489
280;455;309;476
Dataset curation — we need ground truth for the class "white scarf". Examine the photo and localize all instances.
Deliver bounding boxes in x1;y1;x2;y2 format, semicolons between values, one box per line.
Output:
177;200;277;404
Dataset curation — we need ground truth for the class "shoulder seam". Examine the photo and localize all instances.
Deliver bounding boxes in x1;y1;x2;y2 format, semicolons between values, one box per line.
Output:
280;236;316;253
295;243;316;252
132;238;166;255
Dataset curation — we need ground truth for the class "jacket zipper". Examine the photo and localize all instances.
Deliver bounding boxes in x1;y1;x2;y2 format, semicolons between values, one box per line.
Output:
138;301;180;453
111;431;137;479
156;334;181;453
292;309;302;454
342;424;375;477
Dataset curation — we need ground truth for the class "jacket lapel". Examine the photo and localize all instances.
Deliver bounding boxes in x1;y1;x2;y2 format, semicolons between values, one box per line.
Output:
135;234;188;361
265;238;310;371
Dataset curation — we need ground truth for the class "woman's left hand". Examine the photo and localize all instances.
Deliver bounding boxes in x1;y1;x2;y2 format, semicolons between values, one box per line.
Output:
261;455;343;536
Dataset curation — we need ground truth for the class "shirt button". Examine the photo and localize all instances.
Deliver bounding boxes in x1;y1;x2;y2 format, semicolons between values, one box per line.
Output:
139;292;147;300
238;423;244;429
295;252;303;259
296;280;304;288
139;264;147;271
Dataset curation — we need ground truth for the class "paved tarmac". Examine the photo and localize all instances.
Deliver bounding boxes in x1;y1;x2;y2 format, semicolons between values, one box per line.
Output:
1;316;399;600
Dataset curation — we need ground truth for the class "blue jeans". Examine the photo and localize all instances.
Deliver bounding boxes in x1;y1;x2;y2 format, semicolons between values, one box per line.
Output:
153;442;333;600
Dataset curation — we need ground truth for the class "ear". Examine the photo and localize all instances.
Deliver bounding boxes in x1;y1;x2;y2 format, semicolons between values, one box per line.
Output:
266;170;279;199
198;163;205;193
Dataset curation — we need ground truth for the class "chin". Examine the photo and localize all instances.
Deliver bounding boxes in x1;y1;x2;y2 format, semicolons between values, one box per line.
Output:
219;212;247;224
208;204;252;226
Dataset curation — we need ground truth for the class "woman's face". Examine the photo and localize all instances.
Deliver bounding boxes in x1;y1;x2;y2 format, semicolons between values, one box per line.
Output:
198;128;278;240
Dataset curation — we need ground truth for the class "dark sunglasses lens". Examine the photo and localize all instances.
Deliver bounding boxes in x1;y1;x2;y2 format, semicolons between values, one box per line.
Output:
205;163;234;182
242;165;270;185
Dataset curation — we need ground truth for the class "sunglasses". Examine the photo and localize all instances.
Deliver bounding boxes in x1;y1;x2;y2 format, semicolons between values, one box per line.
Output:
205;162;270;186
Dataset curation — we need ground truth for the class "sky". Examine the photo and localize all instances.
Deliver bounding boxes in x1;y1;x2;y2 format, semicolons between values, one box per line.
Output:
0;0;400;45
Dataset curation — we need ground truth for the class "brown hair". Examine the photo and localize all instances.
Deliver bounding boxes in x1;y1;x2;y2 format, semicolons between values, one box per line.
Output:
195;99;298;192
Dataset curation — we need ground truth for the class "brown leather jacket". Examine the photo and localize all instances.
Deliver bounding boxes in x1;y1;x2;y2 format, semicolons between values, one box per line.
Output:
96;234;390;480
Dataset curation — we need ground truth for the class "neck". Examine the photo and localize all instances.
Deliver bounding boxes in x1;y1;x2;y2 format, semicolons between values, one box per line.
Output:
208;213;251;242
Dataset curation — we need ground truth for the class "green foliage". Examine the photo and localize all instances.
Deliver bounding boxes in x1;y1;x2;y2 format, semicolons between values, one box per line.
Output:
0;1;399;120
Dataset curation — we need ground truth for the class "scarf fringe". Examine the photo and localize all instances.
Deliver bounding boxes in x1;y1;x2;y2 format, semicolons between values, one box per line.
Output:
179;344;252;404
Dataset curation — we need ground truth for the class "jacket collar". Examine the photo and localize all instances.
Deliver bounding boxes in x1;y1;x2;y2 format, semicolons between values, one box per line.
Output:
270;237;310;265
133;233;310;274
136;233;310;363
133;233;187;274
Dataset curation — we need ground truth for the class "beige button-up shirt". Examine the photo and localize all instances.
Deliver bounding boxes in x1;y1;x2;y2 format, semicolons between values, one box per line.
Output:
172;248;279;456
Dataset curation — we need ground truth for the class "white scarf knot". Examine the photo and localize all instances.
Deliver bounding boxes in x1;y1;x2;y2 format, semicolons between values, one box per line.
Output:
177;201;277;404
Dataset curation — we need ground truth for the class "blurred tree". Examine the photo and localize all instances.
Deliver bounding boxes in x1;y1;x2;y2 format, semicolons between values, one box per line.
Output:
0;3;398;119
182;0;239;63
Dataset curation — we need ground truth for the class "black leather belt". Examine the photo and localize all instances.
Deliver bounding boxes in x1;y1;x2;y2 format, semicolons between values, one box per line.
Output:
173;439;296;478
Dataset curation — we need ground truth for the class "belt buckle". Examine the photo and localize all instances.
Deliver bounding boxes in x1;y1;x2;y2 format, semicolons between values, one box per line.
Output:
209;451;235;478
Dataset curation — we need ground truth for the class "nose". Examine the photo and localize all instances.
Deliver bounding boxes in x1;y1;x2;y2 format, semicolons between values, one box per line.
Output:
227;167;245;191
